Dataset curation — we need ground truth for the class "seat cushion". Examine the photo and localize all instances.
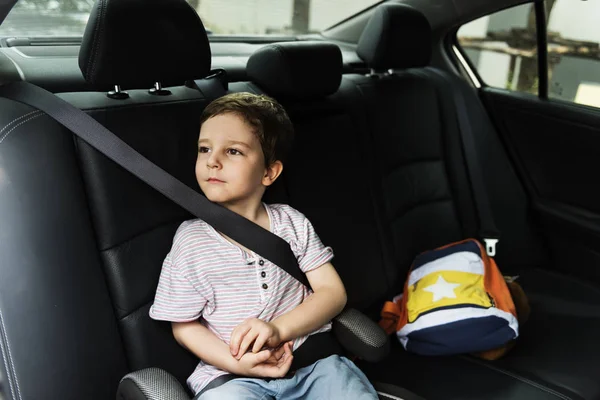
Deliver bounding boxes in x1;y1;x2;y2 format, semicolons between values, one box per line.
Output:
497;268;600;400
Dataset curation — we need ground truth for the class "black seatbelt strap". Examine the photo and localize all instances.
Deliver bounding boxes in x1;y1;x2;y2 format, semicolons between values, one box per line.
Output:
0;79;310;287
193;68;228;99
423;68;500;257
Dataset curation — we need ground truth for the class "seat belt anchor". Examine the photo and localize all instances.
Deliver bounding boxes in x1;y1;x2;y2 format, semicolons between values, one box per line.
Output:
483;238;499;257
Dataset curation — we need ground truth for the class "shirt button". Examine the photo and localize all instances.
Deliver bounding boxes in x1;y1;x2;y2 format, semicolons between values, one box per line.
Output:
262;283;268;290
261;271;266;278
259;259;265;266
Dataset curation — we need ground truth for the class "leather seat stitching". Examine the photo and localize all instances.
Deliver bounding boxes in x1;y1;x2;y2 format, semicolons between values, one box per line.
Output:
0;110;45;400
0;110;42;137
0;322;16;400
0;306;22;400
0;113;44;145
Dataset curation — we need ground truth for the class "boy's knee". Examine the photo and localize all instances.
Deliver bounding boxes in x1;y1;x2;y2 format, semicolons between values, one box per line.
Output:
315;354;351;369
311;355;370;381
303;355;377;398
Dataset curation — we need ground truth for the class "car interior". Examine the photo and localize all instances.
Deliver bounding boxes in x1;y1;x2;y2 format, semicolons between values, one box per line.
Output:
1;0;600;399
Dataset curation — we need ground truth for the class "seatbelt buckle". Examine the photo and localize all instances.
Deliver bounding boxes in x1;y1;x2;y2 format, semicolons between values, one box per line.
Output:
483;238;499;257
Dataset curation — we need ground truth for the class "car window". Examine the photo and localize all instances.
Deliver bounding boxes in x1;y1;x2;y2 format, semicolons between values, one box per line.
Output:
456;3;539;96
457;1;600;109
546;0;600;107
0;0;382;37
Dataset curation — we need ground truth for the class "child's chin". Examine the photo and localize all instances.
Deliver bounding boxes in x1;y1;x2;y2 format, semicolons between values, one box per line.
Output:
205;195;224;203
204;193;231;204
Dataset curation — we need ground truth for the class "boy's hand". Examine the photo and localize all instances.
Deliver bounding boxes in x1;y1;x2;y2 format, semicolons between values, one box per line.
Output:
233;341;293;378
230;318;282;359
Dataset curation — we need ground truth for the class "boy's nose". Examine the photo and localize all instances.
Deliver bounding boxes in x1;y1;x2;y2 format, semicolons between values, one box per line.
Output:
207;153;221;169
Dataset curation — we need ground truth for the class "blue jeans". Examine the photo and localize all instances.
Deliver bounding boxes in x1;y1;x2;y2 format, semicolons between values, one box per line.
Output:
198;355;378;399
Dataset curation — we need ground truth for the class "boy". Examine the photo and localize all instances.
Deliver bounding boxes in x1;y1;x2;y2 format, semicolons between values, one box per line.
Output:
150;93;378;399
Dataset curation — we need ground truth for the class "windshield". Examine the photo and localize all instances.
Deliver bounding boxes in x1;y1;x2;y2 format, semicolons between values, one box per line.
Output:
0;0;381;38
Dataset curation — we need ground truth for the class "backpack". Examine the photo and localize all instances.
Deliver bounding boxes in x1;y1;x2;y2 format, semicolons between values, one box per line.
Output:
380;239;527;360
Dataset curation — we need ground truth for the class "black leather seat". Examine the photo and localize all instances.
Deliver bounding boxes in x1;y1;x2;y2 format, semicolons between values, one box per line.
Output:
346;4;600;400
3;0;600;399
234;42;418;400
241;36;580;400
240;4;600;399
243;42;397;314
0;0;223;398
0;2;408;399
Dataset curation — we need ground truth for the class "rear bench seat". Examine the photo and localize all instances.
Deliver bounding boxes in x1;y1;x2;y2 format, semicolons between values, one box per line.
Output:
2;1;600;399
243;4;600;400
0;2;399;399
347;5;600;400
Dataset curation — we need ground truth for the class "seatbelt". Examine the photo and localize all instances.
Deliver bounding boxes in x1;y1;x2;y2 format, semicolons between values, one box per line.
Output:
424;68;500;257
0;79;310;288
192;68;228;99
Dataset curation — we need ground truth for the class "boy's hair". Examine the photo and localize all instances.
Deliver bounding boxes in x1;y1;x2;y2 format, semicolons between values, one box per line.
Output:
199;92;294;166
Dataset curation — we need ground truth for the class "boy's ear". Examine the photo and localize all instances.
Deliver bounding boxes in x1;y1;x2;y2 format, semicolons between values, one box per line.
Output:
262;160;283;187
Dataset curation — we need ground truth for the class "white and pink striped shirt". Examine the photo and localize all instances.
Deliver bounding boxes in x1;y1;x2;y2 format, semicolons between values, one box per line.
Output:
149;203;334;394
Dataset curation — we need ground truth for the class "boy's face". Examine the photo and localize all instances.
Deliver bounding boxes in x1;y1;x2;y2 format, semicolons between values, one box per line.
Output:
196;113;273;207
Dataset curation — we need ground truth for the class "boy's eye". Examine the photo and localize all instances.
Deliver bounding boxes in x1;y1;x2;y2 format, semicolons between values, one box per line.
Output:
227;148;243;156
198;146;210;153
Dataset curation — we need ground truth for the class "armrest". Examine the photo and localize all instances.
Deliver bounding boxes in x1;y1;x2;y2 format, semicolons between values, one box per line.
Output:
117;368;191;400
333;308;390;362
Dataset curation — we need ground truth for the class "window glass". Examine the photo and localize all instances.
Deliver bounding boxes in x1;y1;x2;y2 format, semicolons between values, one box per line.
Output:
546;0;600;108
457;3;539;96
0;0;381;37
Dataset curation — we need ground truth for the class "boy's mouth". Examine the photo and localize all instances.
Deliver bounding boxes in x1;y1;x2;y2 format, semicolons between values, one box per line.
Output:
207;178;225;183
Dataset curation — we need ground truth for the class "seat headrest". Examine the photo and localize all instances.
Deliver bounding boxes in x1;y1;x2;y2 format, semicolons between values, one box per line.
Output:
79;0;211;89
357;3;431;70
246;42;342;100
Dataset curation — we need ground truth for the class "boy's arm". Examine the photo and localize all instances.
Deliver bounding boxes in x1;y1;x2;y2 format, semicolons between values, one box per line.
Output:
271;262;346;341
230;262;346;357
172;321;239;372
172;321;293;377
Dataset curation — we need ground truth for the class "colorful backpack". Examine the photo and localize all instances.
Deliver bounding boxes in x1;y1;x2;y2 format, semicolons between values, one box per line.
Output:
380;239;524;360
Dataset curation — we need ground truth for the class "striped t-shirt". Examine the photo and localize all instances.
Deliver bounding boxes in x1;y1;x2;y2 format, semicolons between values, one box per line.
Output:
149;203;334;394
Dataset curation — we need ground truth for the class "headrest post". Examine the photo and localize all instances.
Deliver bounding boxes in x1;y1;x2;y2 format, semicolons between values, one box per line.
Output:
365;68;385;79
149;82;172;96
107;85;129;100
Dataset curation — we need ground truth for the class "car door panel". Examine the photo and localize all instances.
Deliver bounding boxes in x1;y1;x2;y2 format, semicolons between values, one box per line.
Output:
482;88;600;282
